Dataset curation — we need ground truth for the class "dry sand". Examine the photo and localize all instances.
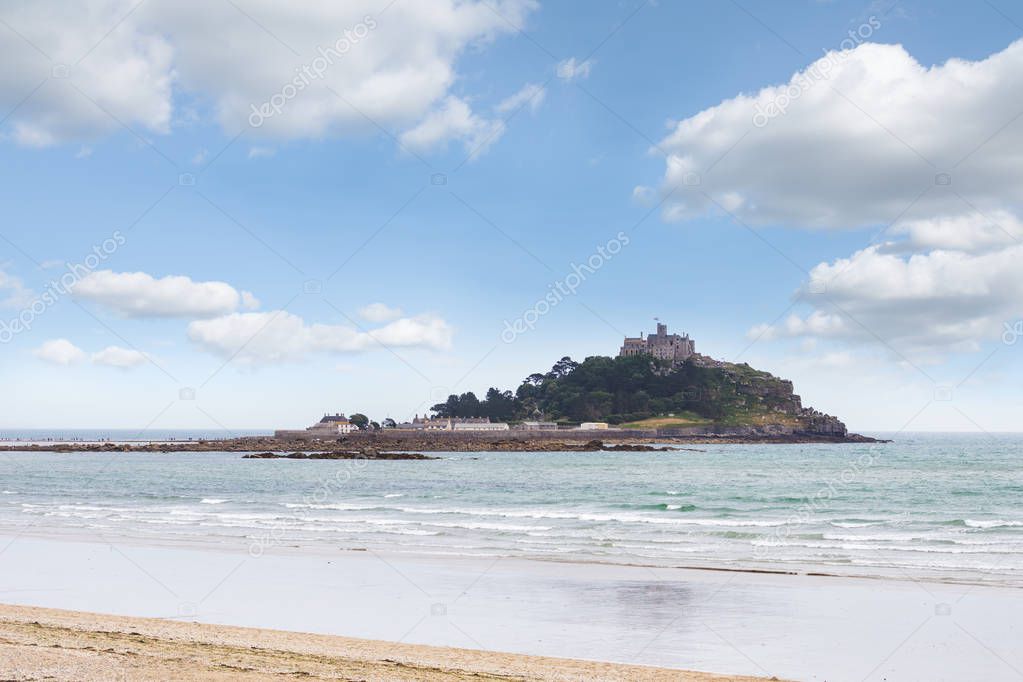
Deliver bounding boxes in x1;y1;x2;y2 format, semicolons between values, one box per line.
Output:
0;603;778;681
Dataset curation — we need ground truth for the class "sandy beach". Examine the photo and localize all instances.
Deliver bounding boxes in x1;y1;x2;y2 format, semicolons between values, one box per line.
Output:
1;532;1021;680
0;603;771;681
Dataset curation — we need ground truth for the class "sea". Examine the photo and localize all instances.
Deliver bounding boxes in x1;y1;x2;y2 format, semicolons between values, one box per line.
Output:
1;432;1021;586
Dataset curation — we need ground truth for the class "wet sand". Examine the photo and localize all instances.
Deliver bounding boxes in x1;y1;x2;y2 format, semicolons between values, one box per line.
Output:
0;603;771;681
1;534;1021;680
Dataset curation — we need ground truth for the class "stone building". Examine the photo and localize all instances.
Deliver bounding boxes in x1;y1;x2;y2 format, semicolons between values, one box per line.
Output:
274;413;357;439
619;323;695;365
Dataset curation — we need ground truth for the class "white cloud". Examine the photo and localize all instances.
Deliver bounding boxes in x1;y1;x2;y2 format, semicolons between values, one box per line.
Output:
0;1;174;147
556;57;593;81
0;0;536;147
495;83;545;115
649;38;1023;358
91;345;149;368
247;146;276;159
751;239;1023;352
885;212;1022;255
400;81;547;155
647;40;1023;228
358;302;403;323
399;96;505;155
632;185;657;205
240;291;261;310
0;267;34;309
73;270;258;318
187;310;453;364
33;339;86;366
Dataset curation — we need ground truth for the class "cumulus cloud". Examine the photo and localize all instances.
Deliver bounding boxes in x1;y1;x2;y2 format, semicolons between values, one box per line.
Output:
400;80;547;154
644;38;1023;357
761;241;1023;352
33;338;150;369
358;302;403;323
33;339;86;366
187;311;453;364
645;40;1023;228
0;0;536;146
73;270;258;318
885;212;1022;255
91;345;149;368
556;57;593;81
0;1;173;147
0;267;34;309
399;96;505;155
495;83;546;115
247;146;276;159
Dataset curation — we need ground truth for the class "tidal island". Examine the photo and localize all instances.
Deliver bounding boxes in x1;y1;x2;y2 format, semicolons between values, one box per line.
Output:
3;322;885;454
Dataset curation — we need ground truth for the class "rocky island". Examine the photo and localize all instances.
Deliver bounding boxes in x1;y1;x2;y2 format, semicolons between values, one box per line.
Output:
2;324;884;453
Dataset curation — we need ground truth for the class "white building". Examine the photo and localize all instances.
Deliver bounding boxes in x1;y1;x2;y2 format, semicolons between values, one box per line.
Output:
521;421;558;431
274;413;358;439
396;415;454;431
311;414;358;435
452;422;510;432
578;422;609;430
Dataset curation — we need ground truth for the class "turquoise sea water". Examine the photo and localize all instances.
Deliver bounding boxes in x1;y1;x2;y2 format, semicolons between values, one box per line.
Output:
1;433;1020;585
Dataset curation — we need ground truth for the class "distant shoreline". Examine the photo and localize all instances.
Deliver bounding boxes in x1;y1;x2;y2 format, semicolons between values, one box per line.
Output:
0;430;888;452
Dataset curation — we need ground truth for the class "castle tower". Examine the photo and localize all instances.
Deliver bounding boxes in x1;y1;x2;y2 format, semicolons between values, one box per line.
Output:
618;321;695;366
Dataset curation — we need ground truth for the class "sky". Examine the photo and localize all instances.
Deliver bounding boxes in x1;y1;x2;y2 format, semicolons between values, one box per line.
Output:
1;0;1021;433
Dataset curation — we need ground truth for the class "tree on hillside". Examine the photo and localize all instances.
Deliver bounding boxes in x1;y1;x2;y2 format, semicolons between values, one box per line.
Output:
423;352;781;425
456;392;481;417
483;387;517;421
349;413;369;430
548;356;579;379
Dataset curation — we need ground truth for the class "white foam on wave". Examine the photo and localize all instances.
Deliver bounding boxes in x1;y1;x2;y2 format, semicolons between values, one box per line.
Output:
965;519;1023;529
421;521;553;532
378;505;790;528
283;502;374;511
754;539;1021;555
200;498;229;505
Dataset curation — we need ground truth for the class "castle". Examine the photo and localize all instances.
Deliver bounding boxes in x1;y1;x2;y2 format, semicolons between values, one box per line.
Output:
619;322;695;366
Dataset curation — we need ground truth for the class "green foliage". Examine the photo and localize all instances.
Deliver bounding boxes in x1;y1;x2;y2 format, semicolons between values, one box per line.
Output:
349;413;370;430
428;354;799;425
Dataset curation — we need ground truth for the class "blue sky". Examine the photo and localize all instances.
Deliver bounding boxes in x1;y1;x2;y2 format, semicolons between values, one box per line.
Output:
1;0;1021;432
